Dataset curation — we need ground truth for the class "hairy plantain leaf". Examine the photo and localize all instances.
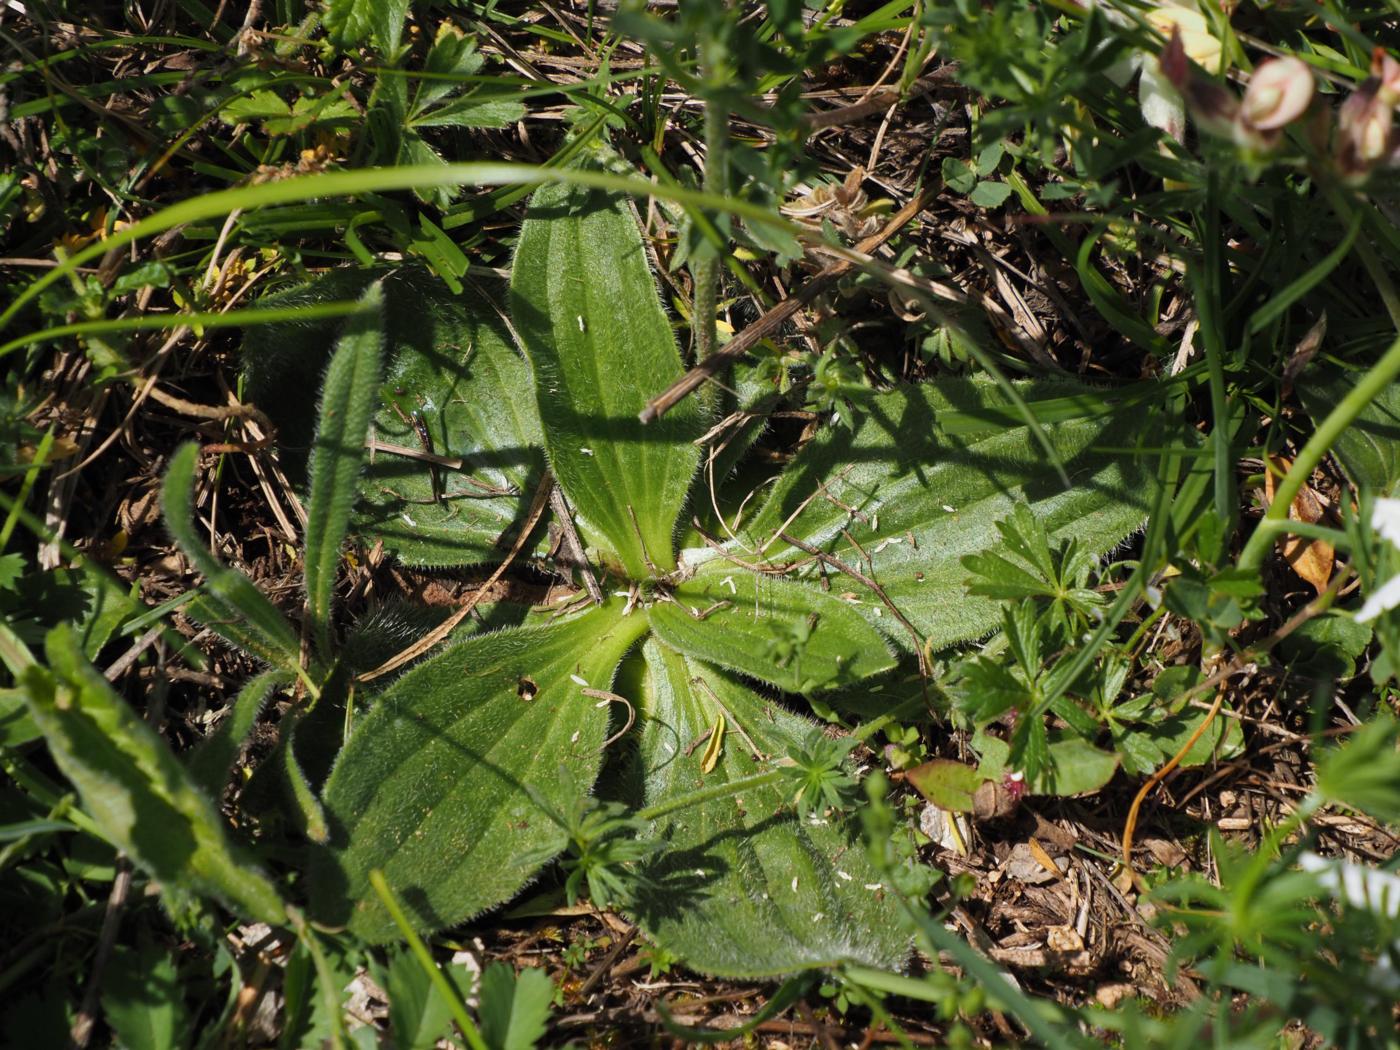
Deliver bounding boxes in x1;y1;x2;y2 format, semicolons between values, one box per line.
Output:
511;181;704;577
303;283;383;655
647;565;895;693
313;602;650;941
161;444;301;670
736;379;1154;653
243;268;545;566
23;625;286;923
626;640;908;976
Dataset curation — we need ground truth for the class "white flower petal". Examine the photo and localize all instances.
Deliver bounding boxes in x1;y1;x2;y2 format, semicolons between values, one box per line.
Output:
1139;61;1187;143
1372;497;1400;549
1300;852;1400;919
1354;572;1400;622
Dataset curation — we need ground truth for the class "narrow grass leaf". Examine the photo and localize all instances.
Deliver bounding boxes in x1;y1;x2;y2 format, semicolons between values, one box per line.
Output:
511;181;704;577
22;624;286;923
625;640;908;977
1248;213;1360;334
314;602;649;941
161;443;301;669
304;283;384;655
185;670;286;798
281;718;331;845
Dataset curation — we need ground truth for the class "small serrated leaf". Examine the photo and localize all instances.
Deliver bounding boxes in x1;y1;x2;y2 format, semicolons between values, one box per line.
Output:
739;378;1154;654
322;0;375;49
478;962;552;1050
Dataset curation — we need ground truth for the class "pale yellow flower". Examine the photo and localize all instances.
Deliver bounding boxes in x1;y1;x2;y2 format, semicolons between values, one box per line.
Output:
1146;3;1225;75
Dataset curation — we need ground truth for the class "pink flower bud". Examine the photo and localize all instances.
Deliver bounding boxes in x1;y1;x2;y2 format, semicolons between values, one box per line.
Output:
1373;48;1400;107
1241;57;1315;130
1159;25;1239;139
1337;78;1396;176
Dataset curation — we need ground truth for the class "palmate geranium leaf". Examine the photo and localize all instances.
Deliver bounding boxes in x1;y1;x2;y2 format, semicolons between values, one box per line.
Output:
511;181;704;578
735;378;1155;653
647;564;895;693
626;640;908;977
312;601;649;942
243;268;544;566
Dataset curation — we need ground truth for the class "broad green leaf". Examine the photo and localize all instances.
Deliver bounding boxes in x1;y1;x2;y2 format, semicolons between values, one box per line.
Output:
974;730;1119;797
22;625;286;923
511;181;704;578
647;564;895;692
101;938;191;1050
219;90;291;126
1299;373;1400;496
304;283;383;655
161;443;300;669
383;950;453;1050
413;96;526;129
243;268;545;566
626;640;908;977
478;962;553;1050
905;759;982;812
1129;702;1244;770
313;602;649;941
969;180;1012;208
736;379;1154;653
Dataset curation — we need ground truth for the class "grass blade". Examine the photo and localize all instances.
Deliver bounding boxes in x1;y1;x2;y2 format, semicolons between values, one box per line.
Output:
161;443;302;673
